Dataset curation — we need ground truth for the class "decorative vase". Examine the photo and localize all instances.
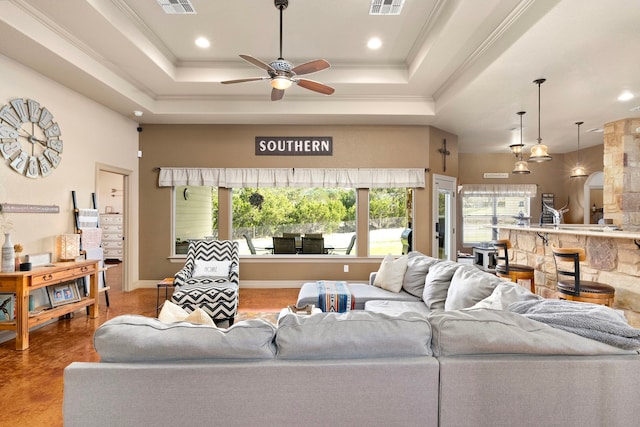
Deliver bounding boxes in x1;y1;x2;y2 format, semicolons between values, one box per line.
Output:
2;233;15;273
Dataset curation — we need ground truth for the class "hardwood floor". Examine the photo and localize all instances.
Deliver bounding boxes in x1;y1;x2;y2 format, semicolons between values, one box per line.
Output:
0;263;299;427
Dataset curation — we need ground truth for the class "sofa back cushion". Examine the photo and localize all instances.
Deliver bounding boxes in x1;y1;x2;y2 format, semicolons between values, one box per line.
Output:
94;315;277;362
402;251;440;298
444;264;503;310
428;308;637;356
276;311;432;359
422;260;461;310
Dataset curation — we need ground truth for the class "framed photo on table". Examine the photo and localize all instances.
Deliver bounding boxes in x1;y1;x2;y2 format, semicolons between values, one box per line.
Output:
47;282;82;308
0;293;15;321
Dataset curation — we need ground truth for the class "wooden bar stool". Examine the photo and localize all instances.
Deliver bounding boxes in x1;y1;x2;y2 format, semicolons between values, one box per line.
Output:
551;247;615;307
492;240;535;293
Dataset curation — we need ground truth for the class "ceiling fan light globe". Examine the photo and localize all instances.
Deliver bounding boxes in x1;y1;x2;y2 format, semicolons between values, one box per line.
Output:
271;77;292;90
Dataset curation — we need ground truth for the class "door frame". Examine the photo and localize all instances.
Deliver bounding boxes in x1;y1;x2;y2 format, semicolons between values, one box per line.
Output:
96;163;132;291
432;174;457;261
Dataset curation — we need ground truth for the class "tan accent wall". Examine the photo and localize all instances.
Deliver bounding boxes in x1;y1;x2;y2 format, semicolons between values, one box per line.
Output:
139;124;457;282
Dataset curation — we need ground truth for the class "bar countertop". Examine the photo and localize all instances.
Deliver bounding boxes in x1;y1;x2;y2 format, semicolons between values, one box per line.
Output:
494;224;640;240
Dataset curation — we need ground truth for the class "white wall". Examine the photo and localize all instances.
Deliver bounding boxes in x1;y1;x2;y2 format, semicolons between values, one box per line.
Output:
0;53;139;336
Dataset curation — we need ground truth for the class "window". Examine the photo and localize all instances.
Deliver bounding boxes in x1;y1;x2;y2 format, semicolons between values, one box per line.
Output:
232;187;356;255
368;188;410;255
461;184;535;246
164;168;425;257
174;186;218;255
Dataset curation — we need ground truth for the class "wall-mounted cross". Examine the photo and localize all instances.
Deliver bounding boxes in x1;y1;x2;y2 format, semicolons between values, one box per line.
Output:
438;139;450;171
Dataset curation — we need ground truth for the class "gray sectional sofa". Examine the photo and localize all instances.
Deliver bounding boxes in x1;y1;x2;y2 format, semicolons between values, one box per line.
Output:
64;252;640;427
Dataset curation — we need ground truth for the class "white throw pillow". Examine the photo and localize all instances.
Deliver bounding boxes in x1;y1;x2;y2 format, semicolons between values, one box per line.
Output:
373;254;408;293
158;300;188;322
192;259;231;278
158;300;216;327
468;281;542;310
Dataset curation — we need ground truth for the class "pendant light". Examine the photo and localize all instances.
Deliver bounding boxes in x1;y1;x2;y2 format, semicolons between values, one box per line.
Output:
528;78;552;162
570;121;588;178
512;111;531;174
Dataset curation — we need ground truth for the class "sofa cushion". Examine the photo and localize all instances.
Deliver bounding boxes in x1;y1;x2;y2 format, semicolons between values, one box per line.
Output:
373;254;408;293
422;260;461;310
402;251;440;298
94;315;276;362
276;311;432;359
444;264;503;310
428;308;637;356
468;281;542;310
364;300;431;317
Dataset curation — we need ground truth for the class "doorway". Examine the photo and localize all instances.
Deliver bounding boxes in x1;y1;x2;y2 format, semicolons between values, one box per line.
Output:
96;163;132;291
432;174;457;261
583;171;603;224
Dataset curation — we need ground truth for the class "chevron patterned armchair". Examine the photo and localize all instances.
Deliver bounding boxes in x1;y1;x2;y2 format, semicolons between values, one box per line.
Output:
171;240;239;325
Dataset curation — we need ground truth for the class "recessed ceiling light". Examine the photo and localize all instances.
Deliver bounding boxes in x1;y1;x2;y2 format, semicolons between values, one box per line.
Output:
195;37;210;48
618;90;634;101
133;110;143;117
367;37;382;50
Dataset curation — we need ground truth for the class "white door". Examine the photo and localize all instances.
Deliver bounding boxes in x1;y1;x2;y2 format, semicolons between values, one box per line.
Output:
432;174;457;261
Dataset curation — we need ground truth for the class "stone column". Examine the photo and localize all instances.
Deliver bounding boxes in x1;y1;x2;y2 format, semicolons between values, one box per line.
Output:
603;118;640;231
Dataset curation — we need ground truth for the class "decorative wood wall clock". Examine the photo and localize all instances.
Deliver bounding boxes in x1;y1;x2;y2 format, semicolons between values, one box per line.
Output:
0;98;62;178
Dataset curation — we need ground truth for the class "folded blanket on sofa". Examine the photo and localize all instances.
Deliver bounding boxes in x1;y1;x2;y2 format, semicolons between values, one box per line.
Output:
507;300;640;350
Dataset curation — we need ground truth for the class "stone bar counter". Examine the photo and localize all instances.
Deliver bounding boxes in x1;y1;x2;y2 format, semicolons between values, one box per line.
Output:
495;224;640;327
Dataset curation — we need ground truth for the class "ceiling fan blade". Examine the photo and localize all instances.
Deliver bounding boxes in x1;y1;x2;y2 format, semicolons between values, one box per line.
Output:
271;88;285;101
291;59;331;76
221;77;269;84
239;54;275;73
296;79;335;95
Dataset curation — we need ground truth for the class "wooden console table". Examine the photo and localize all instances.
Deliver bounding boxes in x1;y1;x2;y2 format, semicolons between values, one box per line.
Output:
0;260;99;350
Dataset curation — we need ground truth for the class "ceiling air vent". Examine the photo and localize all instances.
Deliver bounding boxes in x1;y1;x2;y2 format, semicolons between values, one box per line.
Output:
369;0;405;15
156;0;196;14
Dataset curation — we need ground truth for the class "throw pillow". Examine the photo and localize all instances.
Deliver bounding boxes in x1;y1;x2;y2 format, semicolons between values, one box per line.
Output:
192;259;231;278
373;254;409;293
468;281;542;310
402;251;440;298
158;300;216;327
157;300;188;322
421;260;461;310
444;264;502;311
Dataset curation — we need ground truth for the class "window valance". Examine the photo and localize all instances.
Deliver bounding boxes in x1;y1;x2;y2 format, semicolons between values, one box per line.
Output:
158;168;426;188
460;183;537;197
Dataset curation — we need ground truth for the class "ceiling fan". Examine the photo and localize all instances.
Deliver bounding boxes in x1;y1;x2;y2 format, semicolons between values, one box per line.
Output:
221;0;335;101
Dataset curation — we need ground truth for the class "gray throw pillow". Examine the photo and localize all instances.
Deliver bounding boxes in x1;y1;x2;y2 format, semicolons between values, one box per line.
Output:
422;260;462;310
444;264;503;310
402;251;440;298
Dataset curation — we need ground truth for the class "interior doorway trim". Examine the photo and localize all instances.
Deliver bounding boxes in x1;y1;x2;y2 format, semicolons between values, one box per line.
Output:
96;163;133;291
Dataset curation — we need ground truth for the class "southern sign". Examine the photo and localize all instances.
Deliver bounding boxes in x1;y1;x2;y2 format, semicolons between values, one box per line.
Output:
255;137;333;156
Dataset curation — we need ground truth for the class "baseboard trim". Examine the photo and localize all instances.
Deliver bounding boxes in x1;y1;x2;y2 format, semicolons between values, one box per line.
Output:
133;280;305;289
